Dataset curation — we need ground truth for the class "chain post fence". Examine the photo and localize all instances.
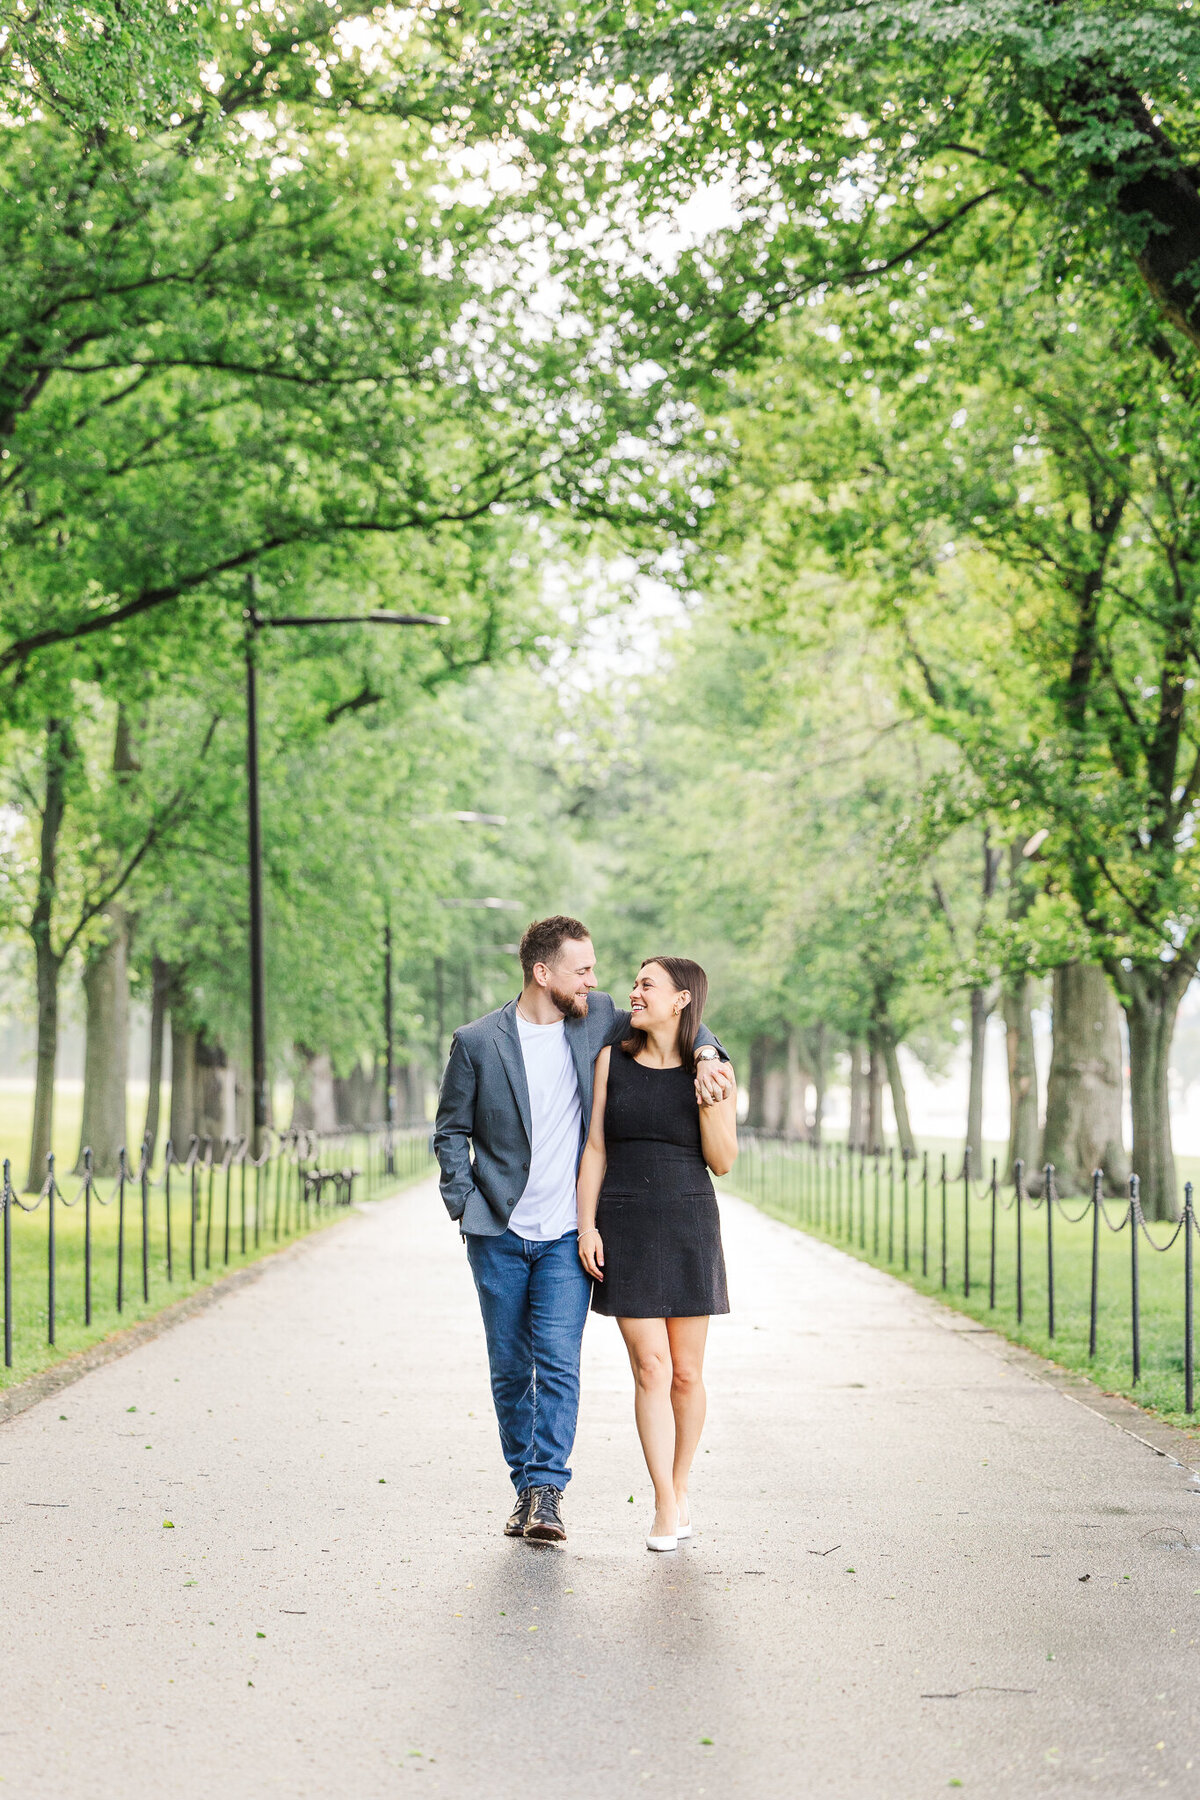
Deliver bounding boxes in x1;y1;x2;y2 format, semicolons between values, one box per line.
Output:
1;1122;434;1376
724;1129;1200;1418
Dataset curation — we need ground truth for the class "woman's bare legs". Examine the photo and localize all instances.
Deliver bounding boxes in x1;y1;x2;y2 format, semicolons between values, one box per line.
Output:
666;1315;709;1522
618;1317;678;1537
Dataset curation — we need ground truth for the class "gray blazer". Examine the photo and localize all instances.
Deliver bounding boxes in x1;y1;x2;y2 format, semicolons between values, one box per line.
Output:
434;992;723;1236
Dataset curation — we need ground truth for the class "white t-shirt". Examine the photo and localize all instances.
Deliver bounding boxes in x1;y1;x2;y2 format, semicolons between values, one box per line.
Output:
507;1012;582;1242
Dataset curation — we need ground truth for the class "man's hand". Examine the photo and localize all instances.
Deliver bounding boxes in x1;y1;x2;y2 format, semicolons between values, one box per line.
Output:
695;1061;735;1107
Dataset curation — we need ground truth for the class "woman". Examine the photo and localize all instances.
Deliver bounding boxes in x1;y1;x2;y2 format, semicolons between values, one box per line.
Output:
577;956;738;1552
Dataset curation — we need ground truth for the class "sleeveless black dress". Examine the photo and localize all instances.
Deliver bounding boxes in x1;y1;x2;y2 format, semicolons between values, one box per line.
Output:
591;1048;730;1319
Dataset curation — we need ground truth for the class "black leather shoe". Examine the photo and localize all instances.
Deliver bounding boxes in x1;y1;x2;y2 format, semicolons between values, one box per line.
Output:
524;1486;566;1543
504;1489;535;1537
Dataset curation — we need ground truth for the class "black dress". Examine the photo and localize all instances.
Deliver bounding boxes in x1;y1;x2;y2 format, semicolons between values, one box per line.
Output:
590;1048;730;1319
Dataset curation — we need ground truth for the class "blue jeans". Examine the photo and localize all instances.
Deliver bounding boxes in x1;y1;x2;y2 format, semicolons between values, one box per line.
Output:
465;1229;592;1494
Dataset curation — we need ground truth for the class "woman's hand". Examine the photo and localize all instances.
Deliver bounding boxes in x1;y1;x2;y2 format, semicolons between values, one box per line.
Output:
578;1225;604;1280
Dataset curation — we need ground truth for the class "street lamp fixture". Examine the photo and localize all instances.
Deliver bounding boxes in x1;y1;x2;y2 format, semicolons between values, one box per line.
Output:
244;597;449;1152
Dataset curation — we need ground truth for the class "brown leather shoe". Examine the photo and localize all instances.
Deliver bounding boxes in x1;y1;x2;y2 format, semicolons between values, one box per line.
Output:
504;1489;535;1537
524;1486;566;1543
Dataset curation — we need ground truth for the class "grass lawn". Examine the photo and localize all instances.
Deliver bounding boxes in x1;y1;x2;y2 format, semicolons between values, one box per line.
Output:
723;1135;1200;1439
2;1114;435;1394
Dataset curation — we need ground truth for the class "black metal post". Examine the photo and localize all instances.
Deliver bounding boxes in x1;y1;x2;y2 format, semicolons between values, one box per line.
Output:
140;1141;150;1304
940;1153;948;1289
116;1149;126;1312
164;1140;173;1283
1015;1158;1025;1324
921;1150;929;1277
1185;1181;1194;1415
902;1150;910;1271
1130;1174;1141;1384
1045;1163;1055;1340
963;1146;971;1299
46;1154;55;1347
988;1157;997;1309
84;1148;93;1324
887;1147;895;1263
1089;1168;1102;1359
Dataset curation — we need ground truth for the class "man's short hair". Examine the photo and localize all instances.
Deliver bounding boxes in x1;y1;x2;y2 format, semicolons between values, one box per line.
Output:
519;915;591;981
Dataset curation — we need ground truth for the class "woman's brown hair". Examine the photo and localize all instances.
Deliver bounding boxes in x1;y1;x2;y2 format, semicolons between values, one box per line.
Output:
621;956;709;1066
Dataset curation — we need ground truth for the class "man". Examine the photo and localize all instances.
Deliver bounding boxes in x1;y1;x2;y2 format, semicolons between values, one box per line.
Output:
434;915;732;1544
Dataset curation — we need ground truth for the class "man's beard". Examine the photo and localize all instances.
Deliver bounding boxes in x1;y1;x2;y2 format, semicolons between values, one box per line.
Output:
548;981;589;1020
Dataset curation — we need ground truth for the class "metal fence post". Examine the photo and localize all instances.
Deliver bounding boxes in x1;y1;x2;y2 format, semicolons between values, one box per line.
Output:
962;1146;971;1299
1015;1159;1025;1324
1089;1169;1102;1360
921;1150;929;1278
1130;1174;1141;1385
164;1140;174;1283
140;1140;150;1304
940;1153;948;1289
1185;1182;1194;1415
902;1150;911;1272
887;1148;895;1262
46;1153;56;1346
116;1149;126;1313
1045;1164;1055;1340
988;1157;997;1309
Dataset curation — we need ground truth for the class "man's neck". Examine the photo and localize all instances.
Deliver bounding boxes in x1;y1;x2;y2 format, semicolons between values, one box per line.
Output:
516;984;566;1026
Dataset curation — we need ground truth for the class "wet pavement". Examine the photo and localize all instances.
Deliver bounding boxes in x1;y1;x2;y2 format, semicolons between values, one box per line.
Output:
2;1176;1199;1798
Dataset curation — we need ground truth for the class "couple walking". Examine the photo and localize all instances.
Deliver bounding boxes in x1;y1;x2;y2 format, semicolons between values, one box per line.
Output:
434;915;738;1551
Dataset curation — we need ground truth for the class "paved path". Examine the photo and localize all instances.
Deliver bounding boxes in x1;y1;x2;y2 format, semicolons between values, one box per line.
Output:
2;1179;1199;1798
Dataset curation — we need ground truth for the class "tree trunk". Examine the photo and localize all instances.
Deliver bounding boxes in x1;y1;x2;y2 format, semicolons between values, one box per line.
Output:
866;1035;885;1152
1121;967;1187;1221
966;986;990;1170
762;1051;787;1132
1042;962;1129;1197
195;1032;235;1145
746;1035;770;1129
168;1003;197;1154
75;904;130;1177
292;1048;336;1134
784;1029;809;1139
142;956;170;1163
1003;975;1040;1182
847;1040;867;1149
879;1028;916;1157
27;938;62;1192
810;1022;826;1145
400;1058;426;1125
25;717;71;1192
334;1062;375;1129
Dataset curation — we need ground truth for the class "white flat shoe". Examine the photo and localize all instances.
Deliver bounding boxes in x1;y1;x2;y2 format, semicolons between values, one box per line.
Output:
676;1514;693;1541
646;1532;678;1553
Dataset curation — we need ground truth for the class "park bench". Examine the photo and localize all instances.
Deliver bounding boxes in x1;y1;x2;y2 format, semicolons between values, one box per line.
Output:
302;1164;361;1208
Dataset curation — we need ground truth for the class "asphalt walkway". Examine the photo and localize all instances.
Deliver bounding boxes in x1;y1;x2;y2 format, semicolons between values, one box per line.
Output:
2;1176;1199;1798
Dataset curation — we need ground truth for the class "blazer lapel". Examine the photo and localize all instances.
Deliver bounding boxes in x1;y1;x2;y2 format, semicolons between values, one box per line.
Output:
496;1000;533;1146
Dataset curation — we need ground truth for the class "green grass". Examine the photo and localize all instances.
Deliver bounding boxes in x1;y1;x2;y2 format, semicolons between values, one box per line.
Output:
723;1139;1200;1438
2;1125;435;1393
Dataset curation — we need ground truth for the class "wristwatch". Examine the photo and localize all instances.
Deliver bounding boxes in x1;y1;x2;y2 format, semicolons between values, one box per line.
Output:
695;1047;721;1064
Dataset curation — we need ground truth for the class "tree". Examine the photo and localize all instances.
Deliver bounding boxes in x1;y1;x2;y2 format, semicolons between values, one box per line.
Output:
494;2;1200;357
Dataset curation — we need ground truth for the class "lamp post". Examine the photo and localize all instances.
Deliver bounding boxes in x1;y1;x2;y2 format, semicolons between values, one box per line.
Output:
244;597;448;1151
